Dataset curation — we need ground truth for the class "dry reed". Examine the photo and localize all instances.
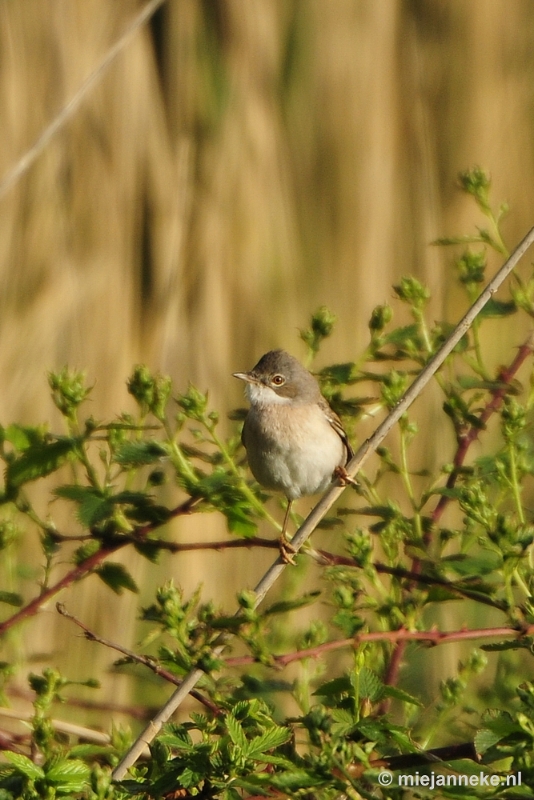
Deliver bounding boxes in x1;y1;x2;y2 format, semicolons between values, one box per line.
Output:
0;0;533;716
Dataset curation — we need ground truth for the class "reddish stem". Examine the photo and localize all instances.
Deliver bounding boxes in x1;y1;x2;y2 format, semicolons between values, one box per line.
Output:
225;620;532;667
382;334;534;694
0;497;196;637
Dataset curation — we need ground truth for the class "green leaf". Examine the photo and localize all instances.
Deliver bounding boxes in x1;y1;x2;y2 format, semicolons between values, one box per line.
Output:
54;484;91;502
114;440;168;466
313;675;352;697
478;299;516;318
480;709;519;737
127;501;171;526
481;640;528;652
4;751;45;779
74;539;101;564
358;667;384;702
68;744;112;759
319;362;359;385
6;437;79;487
441;552;502;576
157;729;195;751
224;505;257;538
0;591;23;607
45;758;91;791
56;485;171;529
331;708;357;736
456;376;516;392
266;769;325;791
3;423;47;451
96;562;139;594
264;591;321;616
244;726;291;759
474;728;506;755
226;714;248;752
383;685;423;706
381;324;420;346
55;485;113;527
133;540;162;563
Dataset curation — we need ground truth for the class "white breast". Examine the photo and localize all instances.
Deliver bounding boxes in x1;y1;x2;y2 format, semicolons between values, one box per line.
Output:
243;402;345;500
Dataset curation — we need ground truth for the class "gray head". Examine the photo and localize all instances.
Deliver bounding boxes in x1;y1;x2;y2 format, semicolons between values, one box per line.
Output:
233;349;322;406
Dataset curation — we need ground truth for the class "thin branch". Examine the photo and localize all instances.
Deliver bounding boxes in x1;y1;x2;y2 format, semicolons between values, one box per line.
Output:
316;551;509;611
92;534;277;552
430;331;534;530
0;497;196;637
49;530;507;612
0;543;119;638
0;706;110;747
57;604;221;717
0;0;167;202
381;331;534;696
112;225;534;781
7;685;153;722
226;622;532;667
364;742;479;773
0;727;26;755
57;604;180;683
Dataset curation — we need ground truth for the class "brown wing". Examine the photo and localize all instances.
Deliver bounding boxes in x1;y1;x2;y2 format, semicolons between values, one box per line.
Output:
319;396;354;463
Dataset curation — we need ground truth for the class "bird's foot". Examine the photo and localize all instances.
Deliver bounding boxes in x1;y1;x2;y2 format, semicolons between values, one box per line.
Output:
279;534;297;565
334;465;358;487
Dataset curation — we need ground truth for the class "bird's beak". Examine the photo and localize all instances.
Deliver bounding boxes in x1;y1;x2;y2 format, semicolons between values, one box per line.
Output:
232;371;257;384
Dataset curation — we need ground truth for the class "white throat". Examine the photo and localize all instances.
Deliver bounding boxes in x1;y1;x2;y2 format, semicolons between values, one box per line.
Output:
246;382;291;406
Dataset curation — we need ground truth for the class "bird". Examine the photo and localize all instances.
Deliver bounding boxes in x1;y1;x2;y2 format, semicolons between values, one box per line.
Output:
233;349;354;562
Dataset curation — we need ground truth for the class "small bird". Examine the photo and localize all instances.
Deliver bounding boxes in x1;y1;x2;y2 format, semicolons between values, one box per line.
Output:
233;349;354;562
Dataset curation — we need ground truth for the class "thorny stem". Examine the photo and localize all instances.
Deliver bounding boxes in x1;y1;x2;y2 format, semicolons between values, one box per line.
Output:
381;331;534;697
430;332;534;532
57;604;221;716
0;498;197;637
224;621;532;667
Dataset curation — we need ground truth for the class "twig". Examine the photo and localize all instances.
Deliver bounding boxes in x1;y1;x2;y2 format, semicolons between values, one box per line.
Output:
364;742;479;773
430;331;534;531
0;543;119;637
381;331;534;697
0;726;26;755
7;684;153;722
57;603;221;717
226;621;532;667
0;706;110;746
112;225;534;781
89;534;278;552
316;552;509;611
0;497;196;637
0;0;167;202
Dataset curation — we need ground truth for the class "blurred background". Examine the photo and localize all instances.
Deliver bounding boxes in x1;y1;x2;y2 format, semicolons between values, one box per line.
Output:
1;0;534;730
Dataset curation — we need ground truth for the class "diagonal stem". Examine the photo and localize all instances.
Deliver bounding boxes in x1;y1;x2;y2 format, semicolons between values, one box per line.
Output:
381;331;534;697
112;225;534;781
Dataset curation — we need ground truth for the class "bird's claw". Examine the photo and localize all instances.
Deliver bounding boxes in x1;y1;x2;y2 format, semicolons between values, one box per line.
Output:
334;465;358;487
279;534;297;565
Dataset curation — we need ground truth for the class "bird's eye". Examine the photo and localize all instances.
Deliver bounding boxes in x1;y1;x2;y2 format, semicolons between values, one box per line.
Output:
271;374;285;386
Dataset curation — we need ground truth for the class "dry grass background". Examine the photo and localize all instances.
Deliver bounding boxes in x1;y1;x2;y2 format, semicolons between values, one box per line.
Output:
1;0;534;725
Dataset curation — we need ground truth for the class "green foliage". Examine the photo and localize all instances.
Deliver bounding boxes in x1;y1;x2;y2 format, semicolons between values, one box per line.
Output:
1;169;534;797
49;368;92;421
300;305;337;360
118;700;292;798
